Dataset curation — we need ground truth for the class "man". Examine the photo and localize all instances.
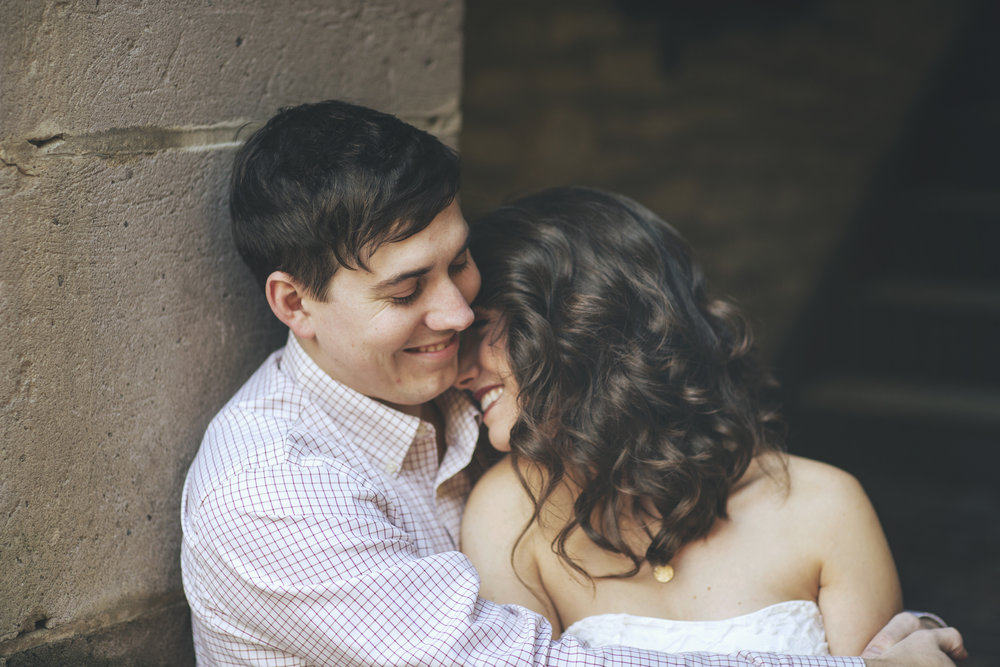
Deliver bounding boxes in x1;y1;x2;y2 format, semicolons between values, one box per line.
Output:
181;100;965;665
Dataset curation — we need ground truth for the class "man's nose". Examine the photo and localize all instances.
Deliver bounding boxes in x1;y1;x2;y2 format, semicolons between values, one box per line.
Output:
426;279;475;333
453;331;481;390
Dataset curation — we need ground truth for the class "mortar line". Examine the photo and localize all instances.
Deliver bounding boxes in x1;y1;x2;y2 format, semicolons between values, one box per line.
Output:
0;107;461;175
0;590;189;656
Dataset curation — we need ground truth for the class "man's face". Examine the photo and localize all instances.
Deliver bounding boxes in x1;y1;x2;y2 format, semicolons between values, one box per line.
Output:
298;201;480;412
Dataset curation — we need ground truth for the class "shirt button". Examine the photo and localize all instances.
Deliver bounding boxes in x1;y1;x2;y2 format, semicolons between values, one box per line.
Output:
384;462;399;475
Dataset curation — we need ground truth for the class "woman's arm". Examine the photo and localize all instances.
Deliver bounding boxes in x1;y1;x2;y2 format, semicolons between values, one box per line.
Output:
461;455;563;635
806;462;903;654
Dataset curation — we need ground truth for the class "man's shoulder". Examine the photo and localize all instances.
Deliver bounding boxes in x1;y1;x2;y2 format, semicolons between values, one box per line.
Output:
203;349;303;458
184;390;383;529
184;349;359;511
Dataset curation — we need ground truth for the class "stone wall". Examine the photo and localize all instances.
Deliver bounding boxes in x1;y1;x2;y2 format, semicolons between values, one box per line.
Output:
0;1;462;663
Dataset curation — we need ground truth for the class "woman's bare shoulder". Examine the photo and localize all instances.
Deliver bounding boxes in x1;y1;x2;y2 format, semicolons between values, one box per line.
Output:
785;454;866;499
464;457;548;536
465;456;530;519
463;456;572;541
780;454;877;530
460;456;564;628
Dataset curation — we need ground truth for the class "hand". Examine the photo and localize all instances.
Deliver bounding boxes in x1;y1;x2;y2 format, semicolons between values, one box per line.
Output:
862;628;966;666
862;612;965;659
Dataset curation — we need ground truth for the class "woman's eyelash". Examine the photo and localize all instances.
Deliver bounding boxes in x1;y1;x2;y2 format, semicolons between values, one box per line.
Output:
449;258;470;274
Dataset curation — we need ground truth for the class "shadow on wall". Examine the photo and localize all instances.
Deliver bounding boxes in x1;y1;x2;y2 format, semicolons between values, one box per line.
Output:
612;0;822;70
776;2;1000;662
460;0;968;361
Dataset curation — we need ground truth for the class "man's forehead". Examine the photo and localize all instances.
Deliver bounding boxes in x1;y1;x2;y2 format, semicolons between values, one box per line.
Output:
362;209;469;281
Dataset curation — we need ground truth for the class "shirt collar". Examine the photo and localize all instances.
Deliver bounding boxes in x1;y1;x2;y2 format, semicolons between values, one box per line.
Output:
280;332;480;476
435;385;483;485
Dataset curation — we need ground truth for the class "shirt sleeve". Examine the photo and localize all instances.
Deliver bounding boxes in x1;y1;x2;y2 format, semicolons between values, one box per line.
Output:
182;461;864;667
906;610;947;628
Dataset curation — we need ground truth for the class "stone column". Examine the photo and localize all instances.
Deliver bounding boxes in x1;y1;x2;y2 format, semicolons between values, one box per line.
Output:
0;2;462;662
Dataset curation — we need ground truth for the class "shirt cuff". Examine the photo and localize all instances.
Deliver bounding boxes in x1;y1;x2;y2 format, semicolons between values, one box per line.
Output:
906;610;947;628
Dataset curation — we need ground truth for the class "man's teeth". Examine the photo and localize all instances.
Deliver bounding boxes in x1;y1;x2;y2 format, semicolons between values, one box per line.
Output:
414;341;449;353
481;387;503;413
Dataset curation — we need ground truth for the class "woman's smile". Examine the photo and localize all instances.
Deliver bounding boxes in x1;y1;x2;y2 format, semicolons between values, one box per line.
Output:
476;385;505;417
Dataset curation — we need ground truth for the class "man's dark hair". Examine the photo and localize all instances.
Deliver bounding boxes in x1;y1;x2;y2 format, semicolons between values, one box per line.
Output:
230;100;460;299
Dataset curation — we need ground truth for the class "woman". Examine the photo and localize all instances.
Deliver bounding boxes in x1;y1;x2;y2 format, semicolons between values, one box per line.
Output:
456;186;902;655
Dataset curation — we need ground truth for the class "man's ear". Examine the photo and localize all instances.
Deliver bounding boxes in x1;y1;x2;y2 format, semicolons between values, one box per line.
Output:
265;271;316;340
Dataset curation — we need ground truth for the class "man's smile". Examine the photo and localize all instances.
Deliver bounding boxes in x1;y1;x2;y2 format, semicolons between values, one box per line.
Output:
405;333;459;355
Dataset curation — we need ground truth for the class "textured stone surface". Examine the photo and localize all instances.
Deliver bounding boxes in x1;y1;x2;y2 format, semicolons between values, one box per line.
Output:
1;0;463;656
2;595;194;666
0;148;283;643
0;0;462;137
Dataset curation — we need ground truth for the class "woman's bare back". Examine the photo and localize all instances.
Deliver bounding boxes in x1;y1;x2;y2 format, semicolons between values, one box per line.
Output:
462;452;902;654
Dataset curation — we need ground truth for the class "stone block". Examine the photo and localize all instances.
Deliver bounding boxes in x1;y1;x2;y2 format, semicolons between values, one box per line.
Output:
1;596;194;666
2;0;465;654
0;146;285;642
1;0;462;139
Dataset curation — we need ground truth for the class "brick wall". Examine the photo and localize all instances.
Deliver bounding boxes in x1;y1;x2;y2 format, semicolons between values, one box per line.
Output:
461;0;965;359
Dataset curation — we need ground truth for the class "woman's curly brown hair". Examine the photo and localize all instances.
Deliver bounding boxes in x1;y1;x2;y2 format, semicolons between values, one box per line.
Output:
469;186;786;579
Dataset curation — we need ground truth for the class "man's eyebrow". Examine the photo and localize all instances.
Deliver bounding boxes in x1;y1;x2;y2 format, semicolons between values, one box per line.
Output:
370;235;471;293
371;266;431;292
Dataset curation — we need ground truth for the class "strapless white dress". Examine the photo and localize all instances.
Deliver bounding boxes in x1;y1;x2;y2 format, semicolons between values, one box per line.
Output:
562;600;829;655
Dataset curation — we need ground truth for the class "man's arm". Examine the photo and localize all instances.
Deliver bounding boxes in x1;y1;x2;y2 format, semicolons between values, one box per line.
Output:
184;460;871;666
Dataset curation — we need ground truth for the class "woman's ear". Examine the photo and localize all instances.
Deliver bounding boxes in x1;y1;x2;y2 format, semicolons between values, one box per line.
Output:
265;271;315;340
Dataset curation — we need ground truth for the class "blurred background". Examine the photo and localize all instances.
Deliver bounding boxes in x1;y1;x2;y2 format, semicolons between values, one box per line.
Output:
461;0;998;662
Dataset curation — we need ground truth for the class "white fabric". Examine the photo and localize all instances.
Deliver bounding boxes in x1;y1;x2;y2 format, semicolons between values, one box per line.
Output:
564;600;829;655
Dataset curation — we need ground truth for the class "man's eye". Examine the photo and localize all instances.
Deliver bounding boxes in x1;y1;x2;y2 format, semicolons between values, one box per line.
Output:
390;284;422;305
390;293;417;305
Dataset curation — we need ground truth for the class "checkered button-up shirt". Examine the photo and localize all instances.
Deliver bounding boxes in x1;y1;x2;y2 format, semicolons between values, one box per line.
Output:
181;333;863;667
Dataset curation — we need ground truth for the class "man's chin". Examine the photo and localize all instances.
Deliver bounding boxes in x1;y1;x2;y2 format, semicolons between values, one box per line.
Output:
382;372;457;412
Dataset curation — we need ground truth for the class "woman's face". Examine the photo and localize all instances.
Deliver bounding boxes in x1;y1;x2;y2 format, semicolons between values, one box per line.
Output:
454;308;520;451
